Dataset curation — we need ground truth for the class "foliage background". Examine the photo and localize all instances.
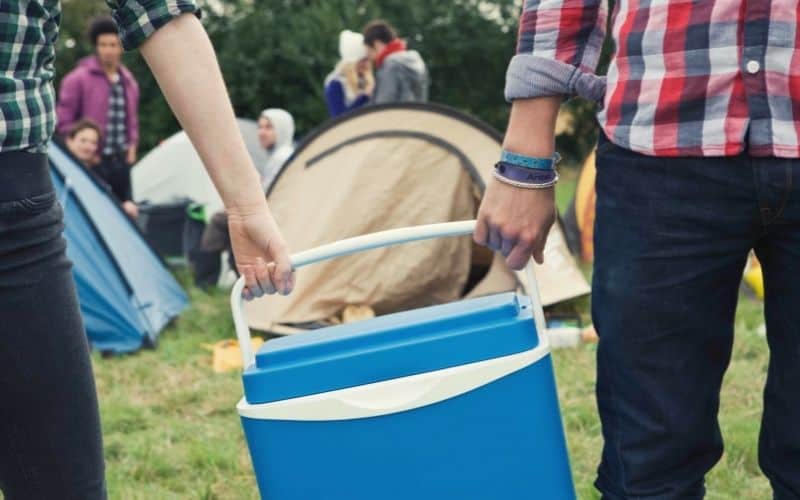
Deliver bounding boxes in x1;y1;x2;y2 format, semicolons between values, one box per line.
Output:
57;0;609;164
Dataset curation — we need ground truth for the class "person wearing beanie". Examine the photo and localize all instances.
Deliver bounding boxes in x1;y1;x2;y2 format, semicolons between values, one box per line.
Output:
362;20;429;104
324;30;375;117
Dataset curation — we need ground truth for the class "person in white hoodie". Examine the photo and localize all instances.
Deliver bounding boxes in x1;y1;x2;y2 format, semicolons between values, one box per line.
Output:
258;108;296;191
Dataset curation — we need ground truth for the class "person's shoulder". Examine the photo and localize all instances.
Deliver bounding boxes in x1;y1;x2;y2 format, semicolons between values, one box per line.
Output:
61;64;90;83
386;50;427;74
325;76;344;90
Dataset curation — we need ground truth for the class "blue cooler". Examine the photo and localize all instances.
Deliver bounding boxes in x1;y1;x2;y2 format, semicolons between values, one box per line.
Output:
231;221;575;500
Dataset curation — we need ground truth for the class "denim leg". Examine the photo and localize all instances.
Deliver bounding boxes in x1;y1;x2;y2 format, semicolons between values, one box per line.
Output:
592;141;758;499
0;154;106;500
753;158;800;500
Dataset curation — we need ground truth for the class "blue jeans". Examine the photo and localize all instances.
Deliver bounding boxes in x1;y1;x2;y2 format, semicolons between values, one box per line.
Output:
0;151;106;499
592;134;800;499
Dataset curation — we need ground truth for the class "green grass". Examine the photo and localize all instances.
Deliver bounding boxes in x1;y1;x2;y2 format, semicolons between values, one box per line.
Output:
556;164;579;214
85;179;772;498
90;275;772;499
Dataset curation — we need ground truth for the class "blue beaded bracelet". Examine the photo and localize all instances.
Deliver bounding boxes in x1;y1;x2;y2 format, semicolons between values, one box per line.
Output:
501;149;560;170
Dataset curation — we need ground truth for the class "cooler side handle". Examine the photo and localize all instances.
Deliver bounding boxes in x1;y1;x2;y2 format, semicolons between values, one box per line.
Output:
230;220;548;369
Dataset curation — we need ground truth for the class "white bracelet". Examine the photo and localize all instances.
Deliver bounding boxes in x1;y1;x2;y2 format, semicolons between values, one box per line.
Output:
492;169;559;189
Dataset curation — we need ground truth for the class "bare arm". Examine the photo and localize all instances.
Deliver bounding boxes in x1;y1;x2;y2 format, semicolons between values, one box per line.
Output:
474;97;560;269
474;0;606;270
139;13;293;297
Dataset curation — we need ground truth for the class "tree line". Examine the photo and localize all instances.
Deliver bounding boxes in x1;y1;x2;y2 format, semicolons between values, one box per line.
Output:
57;0;605;165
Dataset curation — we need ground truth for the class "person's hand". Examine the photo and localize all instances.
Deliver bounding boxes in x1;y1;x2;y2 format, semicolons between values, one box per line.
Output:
362;67;375;96
122;201;139;219
127;145;137;165
473;178;556;270
227;205;295;300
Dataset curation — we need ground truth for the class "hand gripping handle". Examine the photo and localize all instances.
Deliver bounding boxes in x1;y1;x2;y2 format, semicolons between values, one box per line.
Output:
230;220;548;369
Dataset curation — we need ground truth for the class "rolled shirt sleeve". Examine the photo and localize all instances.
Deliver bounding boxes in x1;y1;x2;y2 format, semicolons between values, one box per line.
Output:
105;0;200;51
505;0;608;103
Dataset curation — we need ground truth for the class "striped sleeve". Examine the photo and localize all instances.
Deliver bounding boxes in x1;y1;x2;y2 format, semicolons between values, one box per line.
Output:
105;0;200;51
505;0;608;102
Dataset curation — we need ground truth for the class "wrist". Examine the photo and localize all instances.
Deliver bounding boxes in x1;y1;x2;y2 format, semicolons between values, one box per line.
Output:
503;96;559;156
225;189;269;218
493;162;559;189
500;150;560;170
502;137;555;158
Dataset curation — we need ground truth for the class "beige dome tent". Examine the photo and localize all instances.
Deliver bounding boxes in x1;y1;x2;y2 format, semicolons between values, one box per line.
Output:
246;104;589;332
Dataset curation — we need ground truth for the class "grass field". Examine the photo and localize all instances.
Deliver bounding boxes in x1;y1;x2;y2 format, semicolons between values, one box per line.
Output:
87;175;773;499
93;287;773;498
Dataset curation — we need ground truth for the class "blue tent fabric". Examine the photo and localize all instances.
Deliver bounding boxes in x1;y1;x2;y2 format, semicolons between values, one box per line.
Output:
49;143;188;353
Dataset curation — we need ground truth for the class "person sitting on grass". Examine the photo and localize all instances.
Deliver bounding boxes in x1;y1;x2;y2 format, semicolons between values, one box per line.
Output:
65;119;139;219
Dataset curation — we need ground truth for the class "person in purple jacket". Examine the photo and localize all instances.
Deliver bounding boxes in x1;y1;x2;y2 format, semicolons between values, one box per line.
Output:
57;16;140;204
324;30;374;118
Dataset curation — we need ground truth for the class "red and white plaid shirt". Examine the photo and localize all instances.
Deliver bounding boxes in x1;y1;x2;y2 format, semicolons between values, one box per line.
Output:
505;1;800;157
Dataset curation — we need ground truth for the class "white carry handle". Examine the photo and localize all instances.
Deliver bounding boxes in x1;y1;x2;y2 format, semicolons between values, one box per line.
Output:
230;220;548;369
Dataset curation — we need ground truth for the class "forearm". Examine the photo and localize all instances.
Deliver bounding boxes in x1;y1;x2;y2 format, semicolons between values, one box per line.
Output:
506;0;606;102
139;13;265;213
503;97;561;157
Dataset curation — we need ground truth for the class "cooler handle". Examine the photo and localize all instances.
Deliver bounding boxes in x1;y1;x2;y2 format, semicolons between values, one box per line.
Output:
230;220;548;369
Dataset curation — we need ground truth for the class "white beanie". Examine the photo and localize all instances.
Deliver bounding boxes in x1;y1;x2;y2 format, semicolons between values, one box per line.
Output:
339;30;367;63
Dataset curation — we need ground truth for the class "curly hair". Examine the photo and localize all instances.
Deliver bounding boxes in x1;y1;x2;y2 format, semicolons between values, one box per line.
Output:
87;16;119;46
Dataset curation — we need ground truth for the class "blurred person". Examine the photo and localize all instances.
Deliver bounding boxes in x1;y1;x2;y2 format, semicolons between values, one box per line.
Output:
324;30;374;117
64;119;139;219
258;108;296;191
57;16;140;204
362;20;429;104
474;0;800;497
0;3;294;499
65;119;101;167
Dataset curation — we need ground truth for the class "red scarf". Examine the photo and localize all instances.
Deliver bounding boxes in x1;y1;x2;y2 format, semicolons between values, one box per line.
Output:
375;39;407;68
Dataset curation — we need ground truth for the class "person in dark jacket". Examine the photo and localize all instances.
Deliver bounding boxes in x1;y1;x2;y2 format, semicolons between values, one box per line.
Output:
362;20;429;104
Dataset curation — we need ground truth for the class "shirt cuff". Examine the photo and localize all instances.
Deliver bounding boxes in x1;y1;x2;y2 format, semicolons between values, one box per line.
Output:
504;54;606;104
108;0;200;51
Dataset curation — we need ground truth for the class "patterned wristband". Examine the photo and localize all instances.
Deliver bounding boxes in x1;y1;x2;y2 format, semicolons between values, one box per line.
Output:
495;161;558;184
501;150;560;170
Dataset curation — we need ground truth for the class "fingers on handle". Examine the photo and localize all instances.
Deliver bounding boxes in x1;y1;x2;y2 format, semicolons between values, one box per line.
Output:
506;243;532;271
473;215;490;246
487;225;502;251
270;249;295;296
241;266;263;300
256;259;277;295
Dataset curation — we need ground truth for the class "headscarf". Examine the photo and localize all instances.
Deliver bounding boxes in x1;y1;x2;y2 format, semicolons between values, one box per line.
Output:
259;108;295;191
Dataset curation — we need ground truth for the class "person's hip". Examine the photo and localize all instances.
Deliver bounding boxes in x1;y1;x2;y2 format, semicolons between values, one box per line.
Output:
0;150;68;285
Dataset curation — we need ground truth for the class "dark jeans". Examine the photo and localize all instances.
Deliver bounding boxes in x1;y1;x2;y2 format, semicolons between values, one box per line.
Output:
96;151;131;202
0;151;106;499
592;134;800;499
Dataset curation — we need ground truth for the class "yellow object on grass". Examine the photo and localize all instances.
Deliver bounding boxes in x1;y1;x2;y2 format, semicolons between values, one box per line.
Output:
743;255;764;299
202;338;264;373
